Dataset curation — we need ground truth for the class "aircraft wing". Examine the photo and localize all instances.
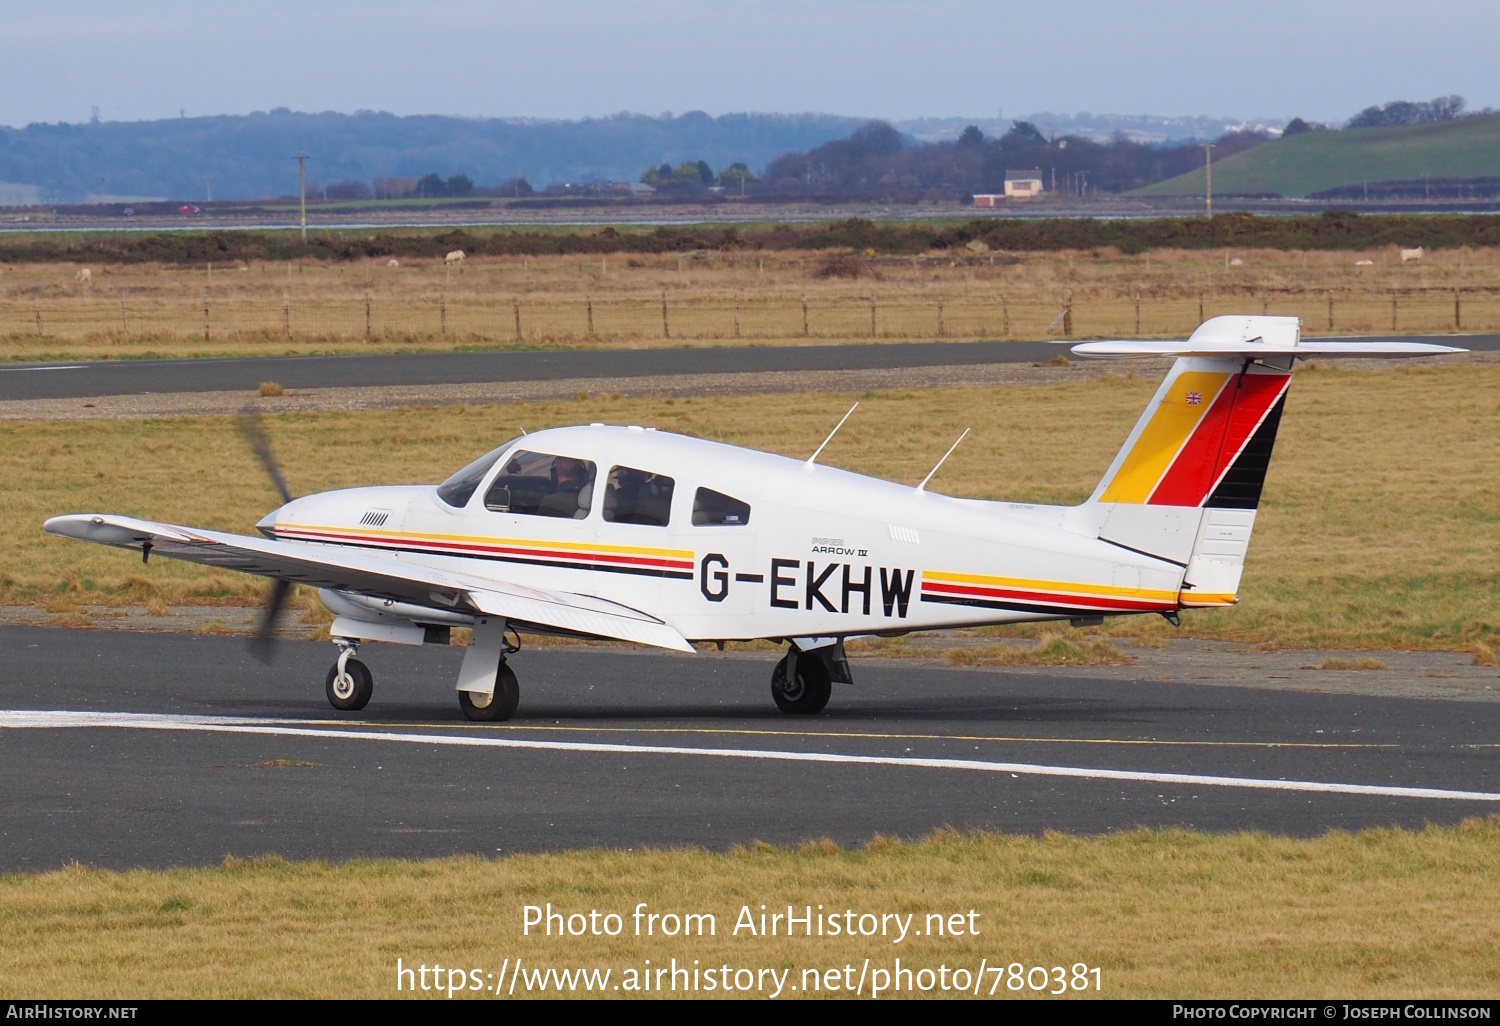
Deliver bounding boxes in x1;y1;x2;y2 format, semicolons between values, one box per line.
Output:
42;513;694;653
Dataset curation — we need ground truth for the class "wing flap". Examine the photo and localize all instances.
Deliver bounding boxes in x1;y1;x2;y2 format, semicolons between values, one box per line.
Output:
43;513;693;653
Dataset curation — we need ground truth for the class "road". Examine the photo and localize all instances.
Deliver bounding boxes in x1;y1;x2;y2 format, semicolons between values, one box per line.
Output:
1;626;1495;871
1;333;1492;402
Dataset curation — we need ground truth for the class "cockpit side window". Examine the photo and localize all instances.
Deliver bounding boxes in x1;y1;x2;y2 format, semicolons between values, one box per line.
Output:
692;487;751;526
603;466;675;527
436;440;517;508
484;450;597;519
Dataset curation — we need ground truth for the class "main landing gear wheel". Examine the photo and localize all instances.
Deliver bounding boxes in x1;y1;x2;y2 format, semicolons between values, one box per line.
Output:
459;662;520;722
771;653;831;714
325;658;373;712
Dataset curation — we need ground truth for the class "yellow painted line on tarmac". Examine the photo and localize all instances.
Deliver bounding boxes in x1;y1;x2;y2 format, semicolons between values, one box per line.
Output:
328;720;1399;750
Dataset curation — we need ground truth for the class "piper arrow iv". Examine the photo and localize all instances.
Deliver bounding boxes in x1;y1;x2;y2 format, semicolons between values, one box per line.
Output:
44;317;1461;721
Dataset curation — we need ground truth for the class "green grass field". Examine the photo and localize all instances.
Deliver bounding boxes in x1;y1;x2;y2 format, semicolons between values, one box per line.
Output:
1137;114;1500;198
3;823;1498;998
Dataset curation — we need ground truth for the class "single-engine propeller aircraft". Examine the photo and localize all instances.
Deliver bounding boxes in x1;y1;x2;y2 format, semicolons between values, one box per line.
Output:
45;316;1461;721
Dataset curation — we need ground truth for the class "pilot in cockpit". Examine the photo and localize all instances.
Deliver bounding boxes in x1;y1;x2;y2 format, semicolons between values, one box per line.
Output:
537;456;594;519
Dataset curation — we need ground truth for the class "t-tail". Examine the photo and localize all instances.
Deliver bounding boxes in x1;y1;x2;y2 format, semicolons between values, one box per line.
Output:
1070;316;1463;609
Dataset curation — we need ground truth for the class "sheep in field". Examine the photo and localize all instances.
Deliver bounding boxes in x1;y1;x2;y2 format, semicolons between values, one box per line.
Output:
387;259;400;267
1399;247;1425;264
75;268;92;284
444;250;465;265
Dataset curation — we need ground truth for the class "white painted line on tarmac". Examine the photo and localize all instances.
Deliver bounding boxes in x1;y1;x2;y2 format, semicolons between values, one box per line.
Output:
0;364;87;372
4;709;1498;803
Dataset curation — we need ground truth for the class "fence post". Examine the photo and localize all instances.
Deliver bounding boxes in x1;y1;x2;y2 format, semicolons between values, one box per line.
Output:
33;295;42;336
1134;290;1141;335
869;294;877;337
1062;290;1073;337
513;299;522;342
1261;292;1268;316
441;295;447;337
202;295;210;341
1001;293;1009;337
1327;291;1334;331
1455;289;1462;330
283;292;291;338
364;295;372;340
1198;295;1204;325
661;290;670;339
120;299;129;335
1390;293;1397;332
937;296;944;338
801;294;809;337
733;294;740;338
586;296;594;336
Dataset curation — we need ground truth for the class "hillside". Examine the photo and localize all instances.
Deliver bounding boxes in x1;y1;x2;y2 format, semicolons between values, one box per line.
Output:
0;110;868;202
1135;114;1500;198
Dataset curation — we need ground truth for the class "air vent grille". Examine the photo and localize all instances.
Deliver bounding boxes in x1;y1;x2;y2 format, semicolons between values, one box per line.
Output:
359;510;390;527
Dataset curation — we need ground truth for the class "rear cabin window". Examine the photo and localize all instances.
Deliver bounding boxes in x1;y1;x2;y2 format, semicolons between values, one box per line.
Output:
692;487;751;526
436;440;517;508
603;466;675;527
484;450;597;519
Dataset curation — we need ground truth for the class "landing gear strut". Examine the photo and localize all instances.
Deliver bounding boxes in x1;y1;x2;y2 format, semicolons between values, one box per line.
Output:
326;640;373;711
457;618;522;722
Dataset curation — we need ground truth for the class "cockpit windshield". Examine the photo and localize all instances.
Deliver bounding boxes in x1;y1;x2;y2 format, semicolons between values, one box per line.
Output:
435;439;519;508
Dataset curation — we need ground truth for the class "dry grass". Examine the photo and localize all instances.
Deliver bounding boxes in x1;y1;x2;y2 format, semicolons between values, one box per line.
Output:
944;633;1133;667
1319;657;1389;671
5;361;1499;650
1;245;1497;361
2;821;1498;998
257;381;284;398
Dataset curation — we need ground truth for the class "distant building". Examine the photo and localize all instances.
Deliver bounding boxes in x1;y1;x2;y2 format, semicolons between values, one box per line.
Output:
972;193;1005;207
1004;169;1045;199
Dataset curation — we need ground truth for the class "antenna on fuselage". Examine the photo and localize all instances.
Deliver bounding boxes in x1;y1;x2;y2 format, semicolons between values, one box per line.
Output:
806;402;859;468
916;427;970;493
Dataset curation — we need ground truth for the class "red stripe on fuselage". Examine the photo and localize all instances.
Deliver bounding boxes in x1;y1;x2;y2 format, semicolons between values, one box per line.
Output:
1147;371;1288;507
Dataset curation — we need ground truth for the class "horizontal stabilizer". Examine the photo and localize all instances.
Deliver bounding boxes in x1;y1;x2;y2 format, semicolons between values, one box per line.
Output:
1068;315;1466;359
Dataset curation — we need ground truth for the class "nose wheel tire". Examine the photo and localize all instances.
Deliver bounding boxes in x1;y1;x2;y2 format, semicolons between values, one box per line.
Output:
771;653;831;714
460;662;520;722
325;658;373;712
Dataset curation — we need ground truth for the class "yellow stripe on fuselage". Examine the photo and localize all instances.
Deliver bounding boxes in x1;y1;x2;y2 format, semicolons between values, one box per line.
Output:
1098;370;1230;504
277;522;693;560
1180;592;1237;607
923;569;1179;602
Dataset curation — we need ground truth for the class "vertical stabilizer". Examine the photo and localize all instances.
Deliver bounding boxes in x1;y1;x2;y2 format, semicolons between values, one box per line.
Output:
1085;354;1292;609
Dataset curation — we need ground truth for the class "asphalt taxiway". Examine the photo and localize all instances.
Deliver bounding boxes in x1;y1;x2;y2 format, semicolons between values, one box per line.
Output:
2;333;1493;402
1;626;1496;871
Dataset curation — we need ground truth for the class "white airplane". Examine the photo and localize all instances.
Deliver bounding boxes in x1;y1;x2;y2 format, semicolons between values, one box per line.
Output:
44;316;1460;721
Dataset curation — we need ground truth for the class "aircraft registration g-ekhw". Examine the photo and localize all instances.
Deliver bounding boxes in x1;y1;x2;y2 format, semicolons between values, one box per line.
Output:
45;316;1461;721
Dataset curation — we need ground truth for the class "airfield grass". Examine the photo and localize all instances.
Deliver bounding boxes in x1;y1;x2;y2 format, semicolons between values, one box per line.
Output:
2;244;1499;362
2;821;1498;998
3;359;1498;651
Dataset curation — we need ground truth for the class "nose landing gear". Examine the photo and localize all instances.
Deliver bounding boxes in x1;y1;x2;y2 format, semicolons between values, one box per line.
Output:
326;640;373;711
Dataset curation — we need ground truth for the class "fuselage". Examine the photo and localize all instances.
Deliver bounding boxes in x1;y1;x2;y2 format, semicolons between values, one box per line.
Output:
259;425;1185;642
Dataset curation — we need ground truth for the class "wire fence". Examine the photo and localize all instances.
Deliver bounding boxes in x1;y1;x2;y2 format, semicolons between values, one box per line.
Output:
3;287;1496;344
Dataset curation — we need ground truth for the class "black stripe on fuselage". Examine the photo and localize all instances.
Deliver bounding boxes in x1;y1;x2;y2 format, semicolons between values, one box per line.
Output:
273;535;695;580
920;593;1165;617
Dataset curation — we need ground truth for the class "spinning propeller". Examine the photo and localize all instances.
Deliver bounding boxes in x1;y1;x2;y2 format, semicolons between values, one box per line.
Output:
237;413;294;663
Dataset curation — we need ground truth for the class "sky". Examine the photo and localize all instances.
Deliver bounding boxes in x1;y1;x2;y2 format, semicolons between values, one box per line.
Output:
2;0;1497;129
